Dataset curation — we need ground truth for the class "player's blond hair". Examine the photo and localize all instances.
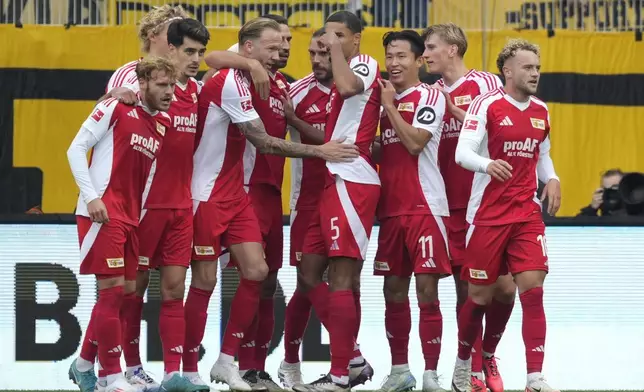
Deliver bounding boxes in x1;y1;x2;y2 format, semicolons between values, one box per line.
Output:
496;39;540;74
238;17;281;46
421;23;468;57
135;56;177;81
138;5;188;53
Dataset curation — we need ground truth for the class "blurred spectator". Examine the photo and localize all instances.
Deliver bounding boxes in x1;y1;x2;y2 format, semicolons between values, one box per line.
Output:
577;169;624;216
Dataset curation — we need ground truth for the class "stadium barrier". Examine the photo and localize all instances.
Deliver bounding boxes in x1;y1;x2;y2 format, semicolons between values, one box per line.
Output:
0;26;643;216
1;218;643;390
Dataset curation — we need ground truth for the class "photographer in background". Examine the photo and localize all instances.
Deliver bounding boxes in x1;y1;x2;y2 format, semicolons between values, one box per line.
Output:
578;169;624;216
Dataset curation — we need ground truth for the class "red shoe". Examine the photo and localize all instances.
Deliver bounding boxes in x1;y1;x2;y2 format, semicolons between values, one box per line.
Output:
483;356;504;392
471;376;487;392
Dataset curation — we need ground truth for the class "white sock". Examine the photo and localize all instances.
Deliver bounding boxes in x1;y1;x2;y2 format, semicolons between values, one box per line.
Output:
349;355;364;366
106;373;123;385
126;365;142;373
282;360;300;367
76;357;94;372
163;371;180;382
391;364;409;374
527;372;543;383
217;353;234;364
330;374;349;385
183;372;199;379
98;377;107;386
482;351;494;359
456;357;470;367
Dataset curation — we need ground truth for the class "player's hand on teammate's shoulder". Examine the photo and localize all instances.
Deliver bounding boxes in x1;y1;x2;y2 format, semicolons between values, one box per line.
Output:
486;159;513;182
87;198;109;223
108;87;137;105
317;137;360;162
249;59;270;100
541;178;562;216
378;79;396;108
280;96;295;121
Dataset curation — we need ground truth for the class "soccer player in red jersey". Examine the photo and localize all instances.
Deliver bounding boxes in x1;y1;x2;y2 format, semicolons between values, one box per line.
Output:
451;39;561;392
422;23;516;392
191;18;359;392
277;27;333;388
66;57;175;392
373;30;450;392
293;11;381;392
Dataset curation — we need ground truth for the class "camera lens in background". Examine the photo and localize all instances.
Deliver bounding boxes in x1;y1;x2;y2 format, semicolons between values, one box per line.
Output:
601;186;622;214
618;172;644;216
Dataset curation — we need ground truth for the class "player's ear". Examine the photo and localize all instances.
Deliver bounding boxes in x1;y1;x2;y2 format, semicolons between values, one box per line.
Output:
353;32;361;46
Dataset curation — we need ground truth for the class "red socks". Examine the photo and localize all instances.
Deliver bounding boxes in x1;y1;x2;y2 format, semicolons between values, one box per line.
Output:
353;291;361;340
238;313;259;371
520;287;546;373
457;298;486;361
254;298;275;370
220;279;261;356
385;300;411;365
307;282;330;326
284;289;312;363
96;286;124;377
80;305;98;362
183;286;213;372
121;294;144;367
483;299;515;355
159;299;185;374
419;301;442;370
471;332;483;373
328;290;355;379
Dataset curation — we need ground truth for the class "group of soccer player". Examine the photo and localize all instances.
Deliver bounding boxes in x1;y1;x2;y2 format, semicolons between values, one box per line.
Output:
65;5;561;392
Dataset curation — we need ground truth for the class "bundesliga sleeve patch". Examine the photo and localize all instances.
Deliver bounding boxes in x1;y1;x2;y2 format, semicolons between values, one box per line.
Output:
463;119;479;131
416;107;436;125
91;108;105;122
241;99;253;112
351;63;370;77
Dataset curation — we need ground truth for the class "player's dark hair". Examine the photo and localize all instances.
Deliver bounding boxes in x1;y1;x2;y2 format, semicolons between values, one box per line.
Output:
326;10;362;33
167;18;210;47
382;30;424;58
312;27;326;38
261;13;288;26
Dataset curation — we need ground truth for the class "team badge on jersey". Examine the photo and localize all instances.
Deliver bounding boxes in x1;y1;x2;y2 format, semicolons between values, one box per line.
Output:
397;102;415;112
91;108;105;123
240;99;253;112
530;118;546;130
352;63;370;77
156;122;166;136
463;119;479;131
106;258;125;268
416;107;436;125
454;95;472;106
191;93;198;103
276;79;287;90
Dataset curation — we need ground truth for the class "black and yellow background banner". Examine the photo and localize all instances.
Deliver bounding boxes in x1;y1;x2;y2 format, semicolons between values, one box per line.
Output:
0;25;643;216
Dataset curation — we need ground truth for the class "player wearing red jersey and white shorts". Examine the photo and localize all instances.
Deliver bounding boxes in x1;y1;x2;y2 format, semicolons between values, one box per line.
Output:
277;28;334;389
192;18;359;392
451;39;561;392
422;23;514;392
372;30;450;392
66;58;175;392
294;11;382;392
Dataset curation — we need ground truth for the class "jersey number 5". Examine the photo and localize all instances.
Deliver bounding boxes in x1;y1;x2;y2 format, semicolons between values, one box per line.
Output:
331;217;340;240
418;235;434;259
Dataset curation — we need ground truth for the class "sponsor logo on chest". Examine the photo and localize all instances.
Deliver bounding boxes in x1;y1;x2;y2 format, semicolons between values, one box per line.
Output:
503;137;540;158
442;117;463;140
381;127;400;146
269;95;285;117
173;112;198;133
130;133;160;159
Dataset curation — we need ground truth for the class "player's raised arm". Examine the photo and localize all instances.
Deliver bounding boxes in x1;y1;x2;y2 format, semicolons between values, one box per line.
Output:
204;48;270;100
66;99;118;222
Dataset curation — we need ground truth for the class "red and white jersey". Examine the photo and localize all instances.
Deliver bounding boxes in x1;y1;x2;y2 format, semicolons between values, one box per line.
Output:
288;73;330;211
143;78;201;209
459;89;551;225
378;83;448;219
437;69;503;210
192;69;259;202
325;54;381;185
106;59;141;93
243;71;290;191
74;98;170;225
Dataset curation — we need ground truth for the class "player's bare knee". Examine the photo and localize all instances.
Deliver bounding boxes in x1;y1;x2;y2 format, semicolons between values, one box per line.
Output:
352;274;361;294
383;276;409;303
190;260;218;291
468;283;495;305
134;270;150;296
242;259;269;282
415;274;440;303
453;274;469;305
97;275;124;290
261;271;278;298
493;274;517;303
124;279;137;294
328;257;355;292
161;270;186;301
514;270;546;294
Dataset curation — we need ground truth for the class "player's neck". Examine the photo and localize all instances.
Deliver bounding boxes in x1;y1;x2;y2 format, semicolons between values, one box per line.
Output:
177;73;189;85
346;47;360;62
505;84;531;103
147;46;165;58
393;79;419;94
139;98;158;115
441;60;469;86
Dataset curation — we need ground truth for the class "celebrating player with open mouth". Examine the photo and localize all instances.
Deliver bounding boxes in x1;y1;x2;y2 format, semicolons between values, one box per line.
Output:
452;38;561;392
373;29;450;392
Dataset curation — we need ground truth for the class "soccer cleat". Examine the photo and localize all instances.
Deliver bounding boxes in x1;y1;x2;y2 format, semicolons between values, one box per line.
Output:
160;373;210;392
125;367;159;391
376;370;416;392
450;358;471;392
210;361;252;391
422;370;448;392
241;370;269;391
470;376;486;392
106;377;138;392
278;361;303;389
94;381;107;392
482;357;503;392
525;374;559;392
292;374;350;392
348;359;374;387
258;370;284;391
183;373;210;391
69;358;99;392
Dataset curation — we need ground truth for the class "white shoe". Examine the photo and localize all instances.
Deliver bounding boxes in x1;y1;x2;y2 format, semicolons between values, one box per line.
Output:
525;374;559;392
292;375;350;392
377;370;416;392
125;368;159;392
423;370;448;392
94;381;106;392
451;358;471;392
210;361;252;391
278;361;303;390
106;377;137;392
349;359;374;387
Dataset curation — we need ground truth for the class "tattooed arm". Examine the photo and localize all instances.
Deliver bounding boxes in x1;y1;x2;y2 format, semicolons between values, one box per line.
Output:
237;119;358;161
